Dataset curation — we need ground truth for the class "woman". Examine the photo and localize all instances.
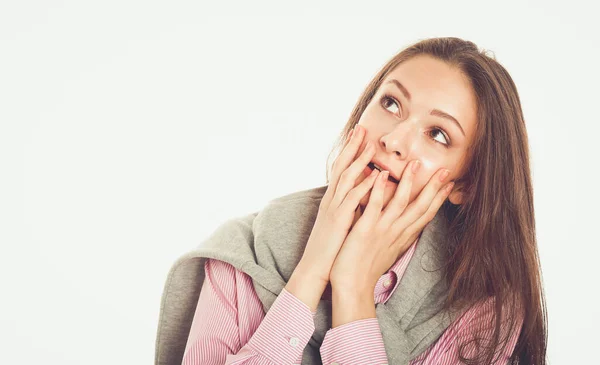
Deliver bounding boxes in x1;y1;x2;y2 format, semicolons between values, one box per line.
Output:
162;37;547;364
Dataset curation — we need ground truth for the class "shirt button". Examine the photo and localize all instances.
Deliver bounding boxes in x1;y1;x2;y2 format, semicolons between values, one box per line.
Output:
383;279;392;288
289;337;299;347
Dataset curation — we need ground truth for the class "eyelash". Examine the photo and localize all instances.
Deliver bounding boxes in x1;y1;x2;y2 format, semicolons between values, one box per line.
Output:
380;93;452;148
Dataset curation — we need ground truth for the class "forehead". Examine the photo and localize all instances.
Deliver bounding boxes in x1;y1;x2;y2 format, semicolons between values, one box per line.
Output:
381;55;478;140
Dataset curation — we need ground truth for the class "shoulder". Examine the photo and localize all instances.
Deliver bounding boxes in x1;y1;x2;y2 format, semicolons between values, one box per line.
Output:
253;184;328;229
203;258;255;298
205;258;253;282
258;184;328;214
205;257;237;277
268;184;328;204
454;295;525;334
209;184;328;239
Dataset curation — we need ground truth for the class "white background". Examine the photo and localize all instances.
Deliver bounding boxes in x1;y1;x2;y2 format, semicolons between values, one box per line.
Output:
1;1;598;364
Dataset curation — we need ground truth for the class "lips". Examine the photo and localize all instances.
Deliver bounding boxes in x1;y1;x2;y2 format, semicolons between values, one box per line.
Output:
369;159;401;182
367;161;400;183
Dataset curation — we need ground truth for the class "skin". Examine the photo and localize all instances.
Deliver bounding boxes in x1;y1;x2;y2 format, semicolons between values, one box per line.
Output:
353;54;478;214
330;55;479;327
284;55;480;328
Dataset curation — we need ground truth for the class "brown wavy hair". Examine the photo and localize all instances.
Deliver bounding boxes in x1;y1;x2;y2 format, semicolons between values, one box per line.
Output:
325;37;547;364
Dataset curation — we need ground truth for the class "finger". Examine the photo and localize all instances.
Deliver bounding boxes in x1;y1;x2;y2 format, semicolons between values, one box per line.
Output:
338;128;354;156
388;229;420;256
358;169;389;229
333;126;363;185
393;168;452;231
343;128;354;148
338;163;379;215
393;180;454;242
324;125;364;204
330;139;376;209
380;160;418;227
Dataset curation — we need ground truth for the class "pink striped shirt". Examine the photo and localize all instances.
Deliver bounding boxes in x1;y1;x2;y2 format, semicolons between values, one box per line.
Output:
182;239;522;364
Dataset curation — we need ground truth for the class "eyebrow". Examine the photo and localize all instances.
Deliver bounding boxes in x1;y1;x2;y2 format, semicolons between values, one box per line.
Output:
385;79;466;137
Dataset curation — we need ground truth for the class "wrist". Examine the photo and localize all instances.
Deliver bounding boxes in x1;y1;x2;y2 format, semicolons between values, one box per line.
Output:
331;287;376;328
330;280;374;297
285;263;329;312
295;259;330;287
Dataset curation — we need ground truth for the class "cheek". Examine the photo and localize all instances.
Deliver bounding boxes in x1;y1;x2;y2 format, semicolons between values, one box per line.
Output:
354;152;449;208
416;155;438;173
411;159;449;198
417;158;444;181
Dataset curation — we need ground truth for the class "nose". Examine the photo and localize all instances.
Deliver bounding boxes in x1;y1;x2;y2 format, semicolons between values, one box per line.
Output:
378;121;418;160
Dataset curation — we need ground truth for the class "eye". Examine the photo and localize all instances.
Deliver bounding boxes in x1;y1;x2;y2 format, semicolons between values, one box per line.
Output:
429;127;451;148
380;94;400;115
380;93;452;148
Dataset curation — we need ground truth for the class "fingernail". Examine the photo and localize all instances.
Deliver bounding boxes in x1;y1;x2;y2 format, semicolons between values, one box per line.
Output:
440;169;450;182
445;182;455;193
411;160;421;173
382;171;389;182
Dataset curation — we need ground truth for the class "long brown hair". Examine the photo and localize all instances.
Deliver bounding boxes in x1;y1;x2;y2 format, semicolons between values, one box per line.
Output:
325;37;547;364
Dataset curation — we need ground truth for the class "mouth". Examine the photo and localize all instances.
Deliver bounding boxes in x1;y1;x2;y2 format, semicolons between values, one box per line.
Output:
367;162;400;184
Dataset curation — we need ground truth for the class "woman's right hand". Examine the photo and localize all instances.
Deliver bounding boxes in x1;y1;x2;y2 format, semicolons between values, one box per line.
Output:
294;124;381;287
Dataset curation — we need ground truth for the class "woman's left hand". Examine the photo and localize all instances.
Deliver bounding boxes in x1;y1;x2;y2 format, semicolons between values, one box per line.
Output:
329;160;455;295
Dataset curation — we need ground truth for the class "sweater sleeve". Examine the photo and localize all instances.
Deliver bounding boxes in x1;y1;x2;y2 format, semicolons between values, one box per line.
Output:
182;259;317;365
410;297;524;365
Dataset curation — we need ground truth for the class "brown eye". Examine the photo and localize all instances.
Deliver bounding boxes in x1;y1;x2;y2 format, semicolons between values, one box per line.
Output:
381;93;451;148
430;127;451;148
381;94;400;115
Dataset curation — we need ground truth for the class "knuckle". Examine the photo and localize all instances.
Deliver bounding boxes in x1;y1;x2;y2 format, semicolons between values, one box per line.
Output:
318;200;326;212
372;194;384;206
347;188;359;201
340;168;351;182
318;201;331;215
332;160;339;170
402;227;415;240
354;224;370;237
397;193;409;206
362;148;373;159
362;173;376;185
395;199;408;211
424;205;439;221
422;210;435;222
332;164;343;177
416;203;428;216
401;195;410;207
329;210;343;224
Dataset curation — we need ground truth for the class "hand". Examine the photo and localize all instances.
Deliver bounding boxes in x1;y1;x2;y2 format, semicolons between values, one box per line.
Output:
285;125;380;312
329;159;455;295
293;124;380;287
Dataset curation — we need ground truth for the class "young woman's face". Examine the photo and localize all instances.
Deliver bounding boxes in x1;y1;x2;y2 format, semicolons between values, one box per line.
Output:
354;54;478;210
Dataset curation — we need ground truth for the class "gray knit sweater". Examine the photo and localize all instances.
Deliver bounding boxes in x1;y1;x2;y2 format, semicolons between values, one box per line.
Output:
155;184;466;365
